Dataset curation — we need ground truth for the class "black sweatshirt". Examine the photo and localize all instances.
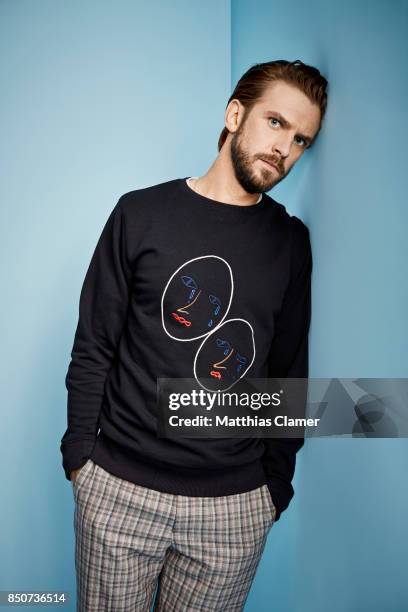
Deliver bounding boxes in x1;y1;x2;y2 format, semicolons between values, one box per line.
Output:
60;177;312;522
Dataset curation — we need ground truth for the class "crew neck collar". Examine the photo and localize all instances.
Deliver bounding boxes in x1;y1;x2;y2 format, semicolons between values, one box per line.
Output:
179;176;267;216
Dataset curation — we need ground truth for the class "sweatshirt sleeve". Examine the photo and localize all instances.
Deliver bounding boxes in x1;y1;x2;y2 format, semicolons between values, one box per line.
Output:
60;197;133;481
261;215;312;522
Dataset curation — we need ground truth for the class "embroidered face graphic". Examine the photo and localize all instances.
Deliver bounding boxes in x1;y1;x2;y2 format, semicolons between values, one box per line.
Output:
173;275;222;330
161;255;233;341
193;318;255;392
211;338;248;380
161;255;256;392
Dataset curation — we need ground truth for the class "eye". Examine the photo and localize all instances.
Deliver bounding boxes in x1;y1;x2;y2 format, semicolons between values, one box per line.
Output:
295;136;306;147
268;117;281;127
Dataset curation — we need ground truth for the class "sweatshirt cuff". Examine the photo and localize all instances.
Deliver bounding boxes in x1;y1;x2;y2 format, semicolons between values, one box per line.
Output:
60;437;97;481
265;478;295;523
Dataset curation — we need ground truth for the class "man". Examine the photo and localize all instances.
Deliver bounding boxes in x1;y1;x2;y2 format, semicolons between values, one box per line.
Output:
61;59;328;611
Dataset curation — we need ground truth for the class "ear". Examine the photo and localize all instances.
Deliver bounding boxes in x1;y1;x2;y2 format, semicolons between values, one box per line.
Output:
225;98;246;134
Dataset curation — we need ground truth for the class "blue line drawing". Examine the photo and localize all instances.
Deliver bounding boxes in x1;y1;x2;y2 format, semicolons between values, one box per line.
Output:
208;294;221;328
235;353;248;378
215;338;231;356
181;275;198;301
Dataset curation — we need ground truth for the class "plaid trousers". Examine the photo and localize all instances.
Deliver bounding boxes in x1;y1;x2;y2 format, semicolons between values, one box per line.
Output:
72;458;277;611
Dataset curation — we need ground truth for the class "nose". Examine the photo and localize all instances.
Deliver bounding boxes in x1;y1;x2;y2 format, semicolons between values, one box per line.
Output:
272;135;292;159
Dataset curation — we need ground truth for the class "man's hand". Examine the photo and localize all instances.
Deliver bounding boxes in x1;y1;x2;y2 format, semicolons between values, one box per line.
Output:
70;466;82;484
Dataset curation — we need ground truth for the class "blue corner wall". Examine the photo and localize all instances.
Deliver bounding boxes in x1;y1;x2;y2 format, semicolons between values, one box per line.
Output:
232;1;408;610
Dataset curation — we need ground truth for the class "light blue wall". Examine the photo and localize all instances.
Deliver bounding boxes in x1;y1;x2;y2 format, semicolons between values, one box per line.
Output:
232;1;408;611
0;0;230;605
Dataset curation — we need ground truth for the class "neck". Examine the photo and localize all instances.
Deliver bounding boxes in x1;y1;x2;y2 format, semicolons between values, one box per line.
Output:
191;143;262;206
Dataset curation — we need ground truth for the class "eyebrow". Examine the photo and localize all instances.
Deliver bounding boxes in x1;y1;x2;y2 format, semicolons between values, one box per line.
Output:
264;110;313;146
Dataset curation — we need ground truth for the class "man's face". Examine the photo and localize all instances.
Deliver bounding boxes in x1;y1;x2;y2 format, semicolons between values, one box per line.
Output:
229;80;321;194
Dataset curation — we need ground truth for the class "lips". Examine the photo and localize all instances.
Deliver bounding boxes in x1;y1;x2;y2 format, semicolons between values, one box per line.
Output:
261;158;279;172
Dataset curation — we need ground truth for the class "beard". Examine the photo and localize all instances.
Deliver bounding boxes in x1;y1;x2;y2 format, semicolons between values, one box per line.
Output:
230;122;289;195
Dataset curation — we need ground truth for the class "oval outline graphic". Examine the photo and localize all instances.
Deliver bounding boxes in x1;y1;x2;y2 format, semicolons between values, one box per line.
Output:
193;317;256;392
161;254;234;342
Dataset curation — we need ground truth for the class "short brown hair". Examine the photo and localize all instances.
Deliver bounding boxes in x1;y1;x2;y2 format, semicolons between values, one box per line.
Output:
218;59;328;151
